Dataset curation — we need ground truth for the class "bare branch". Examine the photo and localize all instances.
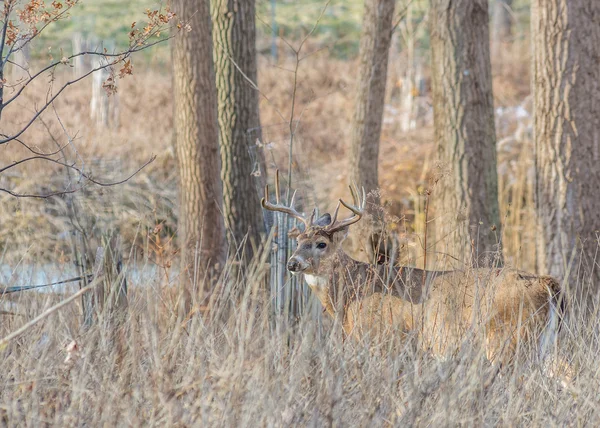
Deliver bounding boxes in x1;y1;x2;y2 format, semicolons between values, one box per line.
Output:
2;34;173;112
0;132;70;156
0;184;86;199
1;275;92;294
297;0;332;54
0;155;156;199
0;62;117;144
255;13;297;56
0;33;170;146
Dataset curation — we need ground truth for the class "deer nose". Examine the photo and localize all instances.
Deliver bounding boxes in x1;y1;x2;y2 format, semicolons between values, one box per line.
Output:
287;259;302;273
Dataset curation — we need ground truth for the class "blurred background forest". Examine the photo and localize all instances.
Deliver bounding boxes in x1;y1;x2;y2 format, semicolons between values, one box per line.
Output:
1;0;534;275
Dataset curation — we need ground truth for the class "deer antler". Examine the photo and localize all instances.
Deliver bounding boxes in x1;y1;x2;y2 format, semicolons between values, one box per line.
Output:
261;170;311;228
325;184;366;233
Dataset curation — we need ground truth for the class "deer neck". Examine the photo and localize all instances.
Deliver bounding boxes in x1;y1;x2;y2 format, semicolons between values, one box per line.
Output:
303;250;355;318
303;273;333;315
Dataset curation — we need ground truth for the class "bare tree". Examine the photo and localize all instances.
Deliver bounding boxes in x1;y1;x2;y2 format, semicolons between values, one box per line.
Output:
0;1;170;198
491;0;513;59
350;0;395;205
430;0;501;267
171;0;227;279
349;0;395;263
492;0;513;43
532;0;600;297
212;0;266;259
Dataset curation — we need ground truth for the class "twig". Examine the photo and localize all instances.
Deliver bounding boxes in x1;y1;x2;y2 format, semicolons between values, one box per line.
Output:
422;191;430;286
2;36;174;111
0;132;70;157
0;155;156;199
0;276;103;350
1;275;93;294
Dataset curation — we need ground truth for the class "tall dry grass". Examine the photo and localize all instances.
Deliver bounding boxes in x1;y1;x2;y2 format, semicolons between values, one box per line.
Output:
1;246;599;426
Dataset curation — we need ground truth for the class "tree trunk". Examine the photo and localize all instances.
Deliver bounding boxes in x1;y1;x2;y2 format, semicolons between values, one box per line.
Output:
350;0;395;203
171;0;227;280
430;0;501;268
532;0;600;297
491;0;513;60
492;0;513;43
349;0;395;264
399;3;415;132
212;0;266;259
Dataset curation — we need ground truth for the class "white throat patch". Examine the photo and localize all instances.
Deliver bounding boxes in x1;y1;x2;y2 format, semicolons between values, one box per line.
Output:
303;274;328;290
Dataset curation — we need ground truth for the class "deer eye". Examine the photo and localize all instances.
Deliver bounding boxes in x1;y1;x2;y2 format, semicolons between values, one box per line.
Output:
316;242;327;249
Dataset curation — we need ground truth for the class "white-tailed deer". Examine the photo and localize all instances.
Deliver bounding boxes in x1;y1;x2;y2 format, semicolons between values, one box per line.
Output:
262;173;566;368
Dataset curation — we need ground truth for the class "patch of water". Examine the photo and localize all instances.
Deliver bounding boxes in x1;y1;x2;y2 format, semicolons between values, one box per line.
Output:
0;261;175;294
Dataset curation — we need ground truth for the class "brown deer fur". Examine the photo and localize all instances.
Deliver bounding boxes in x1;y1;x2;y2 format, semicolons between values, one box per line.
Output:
294;224;563;365
262;177;565;367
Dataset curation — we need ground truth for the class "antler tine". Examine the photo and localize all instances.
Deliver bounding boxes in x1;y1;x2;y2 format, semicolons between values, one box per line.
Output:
261;169;310;227
349;182;366;210
308;208;317;227
349;183;358;205
330;201;341;226
338;198;362;216
289;189;297;209
325;184;366;233
357;185;366;210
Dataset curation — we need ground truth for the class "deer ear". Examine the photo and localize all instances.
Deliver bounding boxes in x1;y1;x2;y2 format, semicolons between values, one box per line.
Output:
314;213;332;227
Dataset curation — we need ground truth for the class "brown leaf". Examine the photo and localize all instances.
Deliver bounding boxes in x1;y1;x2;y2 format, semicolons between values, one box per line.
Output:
118;59;133;78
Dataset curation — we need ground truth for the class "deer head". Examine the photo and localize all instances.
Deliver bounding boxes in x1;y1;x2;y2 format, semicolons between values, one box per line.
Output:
262;171;366;276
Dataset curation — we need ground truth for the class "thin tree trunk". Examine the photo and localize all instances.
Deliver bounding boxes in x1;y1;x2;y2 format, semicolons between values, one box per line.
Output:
491;0;513;60
349;0;395;264
492;0;513;43
171;0;227;282
532;0;600;297
212;0;266;260
350;0;395;204
430;0;501;268
400;3;415;132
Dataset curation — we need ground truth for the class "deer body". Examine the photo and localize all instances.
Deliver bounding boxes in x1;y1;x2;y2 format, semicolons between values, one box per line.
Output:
262;174;564;365
300;245;561;363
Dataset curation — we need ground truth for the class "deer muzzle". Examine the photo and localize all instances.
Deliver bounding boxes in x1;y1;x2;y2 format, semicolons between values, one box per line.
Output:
287;256;310;274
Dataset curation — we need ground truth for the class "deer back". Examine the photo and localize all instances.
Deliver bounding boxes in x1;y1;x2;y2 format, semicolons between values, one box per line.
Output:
331;264;561;364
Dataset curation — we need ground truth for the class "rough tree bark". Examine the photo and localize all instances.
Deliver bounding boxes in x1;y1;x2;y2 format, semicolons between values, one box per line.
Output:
430;0;501;268
532;0;600;296
349;0;395;263
171;0;227;278
211;0;266;259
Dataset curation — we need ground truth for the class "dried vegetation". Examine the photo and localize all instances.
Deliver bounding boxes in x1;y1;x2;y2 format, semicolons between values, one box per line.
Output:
2;35;597;426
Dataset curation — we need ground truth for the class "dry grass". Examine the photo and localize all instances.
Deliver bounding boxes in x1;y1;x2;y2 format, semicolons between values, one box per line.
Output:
1;249;599;426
